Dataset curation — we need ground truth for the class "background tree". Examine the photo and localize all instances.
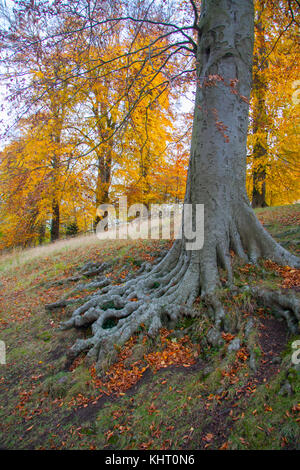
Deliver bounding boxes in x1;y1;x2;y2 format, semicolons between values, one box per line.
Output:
247;0;300;207
250;0;269;208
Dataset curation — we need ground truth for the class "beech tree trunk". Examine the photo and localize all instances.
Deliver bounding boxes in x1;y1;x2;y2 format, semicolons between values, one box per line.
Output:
182;0;296;297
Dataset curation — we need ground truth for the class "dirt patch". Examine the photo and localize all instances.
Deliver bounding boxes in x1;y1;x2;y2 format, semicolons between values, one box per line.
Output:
181;316;289;450
63;360;205;426
257;317;288;371
48;346;66;361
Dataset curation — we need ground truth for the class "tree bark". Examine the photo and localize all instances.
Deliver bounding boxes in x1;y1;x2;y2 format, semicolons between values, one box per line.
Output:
180;0;296;297
251;0;268;208
49;120;62;243
94;149;112;230
38;222;46;245
92;101;114;230
50;201;60;242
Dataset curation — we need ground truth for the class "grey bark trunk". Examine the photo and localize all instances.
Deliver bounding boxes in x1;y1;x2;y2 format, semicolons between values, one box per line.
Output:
181;0;298;295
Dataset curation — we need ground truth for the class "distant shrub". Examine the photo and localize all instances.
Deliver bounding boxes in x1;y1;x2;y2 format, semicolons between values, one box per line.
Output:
66;222;79;237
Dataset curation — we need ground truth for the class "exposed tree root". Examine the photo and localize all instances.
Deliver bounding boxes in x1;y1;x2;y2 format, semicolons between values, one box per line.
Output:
60;242;200;367
250;287;300;334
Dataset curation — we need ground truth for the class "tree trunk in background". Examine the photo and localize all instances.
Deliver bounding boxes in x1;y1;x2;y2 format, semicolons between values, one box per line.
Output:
50;201;60;242
94;149;112;230
251;0;268;208
95;151;112;207
49;124;62;242
38;222;46;245
92;101;115;230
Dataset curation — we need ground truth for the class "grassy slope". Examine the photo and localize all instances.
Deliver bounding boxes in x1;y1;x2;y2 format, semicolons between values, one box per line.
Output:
0;205;299;450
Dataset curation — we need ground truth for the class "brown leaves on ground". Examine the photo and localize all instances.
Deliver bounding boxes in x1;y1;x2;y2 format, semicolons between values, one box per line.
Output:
257;207;300;227
68;328;196;408
203;432;214;442
236;348;249;362
146;329;196;371
264;260;300;288
222;332;235;343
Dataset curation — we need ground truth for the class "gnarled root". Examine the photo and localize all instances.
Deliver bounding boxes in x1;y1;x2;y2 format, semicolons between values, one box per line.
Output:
251;287;300;334
61;242;201;368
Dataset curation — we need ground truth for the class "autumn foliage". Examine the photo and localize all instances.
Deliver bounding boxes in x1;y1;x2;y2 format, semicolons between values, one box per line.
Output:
0;0;299;250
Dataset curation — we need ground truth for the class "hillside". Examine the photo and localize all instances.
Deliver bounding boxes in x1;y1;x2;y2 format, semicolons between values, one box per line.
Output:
0;204;299;450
